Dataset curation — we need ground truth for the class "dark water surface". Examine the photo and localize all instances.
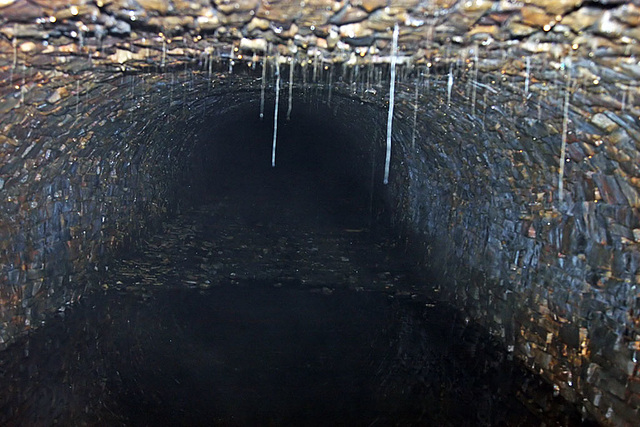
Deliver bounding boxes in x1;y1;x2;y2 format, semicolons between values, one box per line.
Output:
0;279;588;426
0;123;591;426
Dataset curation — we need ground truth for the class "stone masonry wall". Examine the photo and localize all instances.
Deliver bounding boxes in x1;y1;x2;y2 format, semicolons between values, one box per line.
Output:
393;69;640;425
0;70;206;348
2;0;640;424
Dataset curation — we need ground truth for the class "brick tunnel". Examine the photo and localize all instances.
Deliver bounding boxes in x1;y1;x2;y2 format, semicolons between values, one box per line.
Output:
1;0;640;425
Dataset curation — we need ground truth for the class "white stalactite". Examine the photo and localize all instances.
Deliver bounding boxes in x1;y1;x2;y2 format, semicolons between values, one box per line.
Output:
10;38;17;84
558;58;572;205
524;56;531;97
161;38;166;68
383;23;399;185
411;79;419;150
75;79;80;116
447;64;453;107
313;53;318;83
471;46;478;116
287;56;294;120
169;72;174;105
328;65;333;106
260;53;267;119
426;64;430;93
272;55;281;167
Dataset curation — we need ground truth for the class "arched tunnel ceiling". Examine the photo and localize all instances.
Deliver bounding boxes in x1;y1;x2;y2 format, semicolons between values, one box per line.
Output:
1;0;640;82
2;1;640;426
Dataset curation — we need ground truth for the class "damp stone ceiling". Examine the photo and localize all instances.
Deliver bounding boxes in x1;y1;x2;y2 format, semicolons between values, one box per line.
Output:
1;0;640;424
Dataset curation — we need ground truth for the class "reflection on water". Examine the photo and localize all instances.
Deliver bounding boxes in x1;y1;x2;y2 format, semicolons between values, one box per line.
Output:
0;282;586;426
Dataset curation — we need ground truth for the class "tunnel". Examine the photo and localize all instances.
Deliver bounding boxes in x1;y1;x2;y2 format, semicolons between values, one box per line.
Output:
1;0;640;425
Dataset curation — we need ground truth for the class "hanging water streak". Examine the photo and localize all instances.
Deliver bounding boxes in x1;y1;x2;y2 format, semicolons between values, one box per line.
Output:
20;61;25;104
447;64;453;107
313;53;318;83
272;56;281;167
558;59;571;205
287;56;294;120
369;145;376;227
161;38;166;68
260;53;267;119
383;23;399;185
426;63;431;93
75;79;80;115
524;56;531;97
411;78;419;150
9;38;17;85
471;46;478;116
169;72;174;105
327;65;333;106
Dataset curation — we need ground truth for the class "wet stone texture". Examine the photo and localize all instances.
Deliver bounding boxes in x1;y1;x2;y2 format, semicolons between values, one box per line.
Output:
1;0;640;424
0;167;591;425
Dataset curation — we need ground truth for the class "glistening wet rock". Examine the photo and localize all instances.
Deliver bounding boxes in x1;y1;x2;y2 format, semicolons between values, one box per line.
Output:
1;0;639;425
0;184;592;426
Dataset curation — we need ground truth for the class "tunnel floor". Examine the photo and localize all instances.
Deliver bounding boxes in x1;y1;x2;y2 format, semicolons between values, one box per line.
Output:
0;157;590;426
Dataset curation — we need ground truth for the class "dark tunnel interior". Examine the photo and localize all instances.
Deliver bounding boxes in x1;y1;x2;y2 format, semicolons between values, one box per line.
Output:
197;102;376;232
0;92;593;426
2;1;640;424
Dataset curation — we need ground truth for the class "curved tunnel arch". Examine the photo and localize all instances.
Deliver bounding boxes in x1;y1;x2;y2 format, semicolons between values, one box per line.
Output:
1;1;640;424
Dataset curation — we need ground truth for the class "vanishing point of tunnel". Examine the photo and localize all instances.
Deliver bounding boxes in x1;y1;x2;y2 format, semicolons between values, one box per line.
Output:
1;0;640;425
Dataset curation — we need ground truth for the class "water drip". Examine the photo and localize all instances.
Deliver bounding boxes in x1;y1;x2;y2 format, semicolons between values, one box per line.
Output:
524;56;531;98
182;65;187;108
425;64;431;93
75;79;80;116
20;63;25;104
10;38;17;84
328;65;333;106
161;38;166;69
313;53;318;83
411;79;419;151
447;64;453;107
260;52;267;120
272;55;281;168
170;72;174;105
287;56;294;120
383;23;399;185
471;46;478;116
558;57;572;205
537;97;542;121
